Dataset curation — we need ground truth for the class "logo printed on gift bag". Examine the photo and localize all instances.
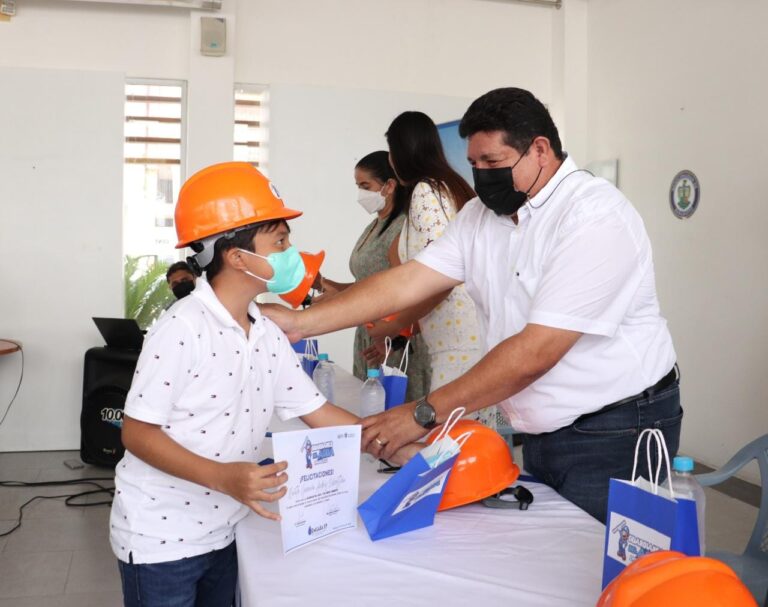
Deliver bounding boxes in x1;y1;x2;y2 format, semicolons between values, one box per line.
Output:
607;513;671;565
392;469;451;515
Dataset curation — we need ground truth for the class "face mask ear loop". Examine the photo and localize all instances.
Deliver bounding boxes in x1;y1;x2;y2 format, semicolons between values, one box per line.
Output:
454;431;473;450
238;248;274;285
524;166;543;200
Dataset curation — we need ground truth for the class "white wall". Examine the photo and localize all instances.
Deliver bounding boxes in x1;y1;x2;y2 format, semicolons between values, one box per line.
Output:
0;0;556;451
234;0;553;100
586;0;768;482
0;67;125;451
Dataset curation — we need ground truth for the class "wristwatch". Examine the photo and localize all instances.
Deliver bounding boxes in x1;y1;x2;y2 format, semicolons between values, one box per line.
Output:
413;397;437;429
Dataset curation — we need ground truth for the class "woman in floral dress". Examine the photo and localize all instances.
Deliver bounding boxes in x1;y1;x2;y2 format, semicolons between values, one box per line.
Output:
384;112;496;428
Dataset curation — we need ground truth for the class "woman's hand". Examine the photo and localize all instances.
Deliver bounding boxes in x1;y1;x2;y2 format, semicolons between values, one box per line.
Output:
365;319;401;341
214;461;289;521
361;341;386;367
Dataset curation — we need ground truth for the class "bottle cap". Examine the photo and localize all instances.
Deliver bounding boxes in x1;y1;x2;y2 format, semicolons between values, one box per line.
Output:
317;353;329;361
366;368;380;378
673;456;694;472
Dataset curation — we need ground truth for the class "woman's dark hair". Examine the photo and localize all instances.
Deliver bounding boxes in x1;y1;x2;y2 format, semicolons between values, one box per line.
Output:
355;150;408;236
205;219;289;283
385;111;475;213
458;87;564;160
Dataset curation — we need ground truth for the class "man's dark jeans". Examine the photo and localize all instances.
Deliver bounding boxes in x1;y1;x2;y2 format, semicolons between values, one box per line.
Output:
522;382;683;523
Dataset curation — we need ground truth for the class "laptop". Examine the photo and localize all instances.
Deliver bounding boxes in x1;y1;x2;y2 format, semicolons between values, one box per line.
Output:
92;317;145;351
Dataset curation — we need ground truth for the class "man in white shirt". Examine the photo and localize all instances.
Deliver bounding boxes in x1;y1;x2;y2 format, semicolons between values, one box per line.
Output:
264;88;681;522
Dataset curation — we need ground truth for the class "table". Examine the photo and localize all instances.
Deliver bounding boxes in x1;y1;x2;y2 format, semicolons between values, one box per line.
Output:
237;368;606;607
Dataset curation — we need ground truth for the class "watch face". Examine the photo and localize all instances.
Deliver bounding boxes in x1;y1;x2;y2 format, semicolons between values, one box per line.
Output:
415;401;435;426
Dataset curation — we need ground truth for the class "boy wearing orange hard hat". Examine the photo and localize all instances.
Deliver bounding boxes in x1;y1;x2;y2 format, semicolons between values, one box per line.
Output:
109;162;416;606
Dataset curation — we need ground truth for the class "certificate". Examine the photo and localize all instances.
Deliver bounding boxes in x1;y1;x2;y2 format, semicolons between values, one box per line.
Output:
271;425;361;554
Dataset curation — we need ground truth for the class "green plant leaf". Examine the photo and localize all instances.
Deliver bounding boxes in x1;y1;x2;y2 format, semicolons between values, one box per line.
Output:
124;255;175;330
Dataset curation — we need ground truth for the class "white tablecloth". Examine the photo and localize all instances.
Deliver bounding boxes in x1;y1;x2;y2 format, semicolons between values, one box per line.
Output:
237;368;606;607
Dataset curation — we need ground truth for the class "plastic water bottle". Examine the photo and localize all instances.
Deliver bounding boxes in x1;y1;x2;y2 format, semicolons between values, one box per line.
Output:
671;456;706;555
312;353;335;402
360;368;386;418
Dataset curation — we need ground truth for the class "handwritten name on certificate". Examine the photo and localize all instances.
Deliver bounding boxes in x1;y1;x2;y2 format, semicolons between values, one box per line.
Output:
271;425;361;554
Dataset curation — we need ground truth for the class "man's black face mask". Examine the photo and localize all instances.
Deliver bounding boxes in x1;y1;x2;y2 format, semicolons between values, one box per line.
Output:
472;143;541;216
172;280;195;300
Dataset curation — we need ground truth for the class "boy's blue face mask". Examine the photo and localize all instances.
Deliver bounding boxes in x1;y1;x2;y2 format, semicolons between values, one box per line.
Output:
238;246;306;294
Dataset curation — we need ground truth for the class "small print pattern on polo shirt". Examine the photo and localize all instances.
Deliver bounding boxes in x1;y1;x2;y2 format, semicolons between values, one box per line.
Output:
109;280;325;564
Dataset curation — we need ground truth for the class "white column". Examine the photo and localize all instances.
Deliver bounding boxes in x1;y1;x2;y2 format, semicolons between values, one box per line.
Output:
551;0;588;165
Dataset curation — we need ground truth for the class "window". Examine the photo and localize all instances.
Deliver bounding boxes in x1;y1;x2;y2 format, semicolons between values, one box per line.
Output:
234;84;269;174
123;80;186;328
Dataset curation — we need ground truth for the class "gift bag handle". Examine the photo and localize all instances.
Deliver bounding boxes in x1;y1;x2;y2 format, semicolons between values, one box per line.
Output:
631;428;675;498
304;338;318;358
431;407;467;443
398;337;411;374
382;336;394;368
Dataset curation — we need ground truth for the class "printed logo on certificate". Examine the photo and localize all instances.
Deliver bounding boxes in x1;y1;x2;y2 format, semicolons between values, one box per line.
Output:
271;425;361;554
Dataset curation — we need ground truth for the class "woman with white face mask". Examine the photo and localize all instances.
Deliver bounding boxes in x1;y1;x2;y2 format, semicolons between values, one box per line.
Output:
317;151;431;402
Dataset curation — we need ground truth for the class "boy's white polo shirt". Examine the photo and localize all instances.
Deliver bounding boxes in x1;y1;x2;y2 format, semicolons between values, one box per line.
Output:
110;279;325;564
416;156;676;434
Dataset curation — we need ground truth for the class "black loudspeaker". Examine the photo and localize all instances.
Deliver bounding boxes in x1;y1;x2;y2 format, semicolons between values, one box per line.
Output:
81;346;139;468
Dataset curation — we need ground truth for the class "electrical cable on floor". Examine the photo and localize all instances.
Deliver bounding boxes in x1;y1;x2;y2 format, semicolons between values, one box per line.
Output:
0;476;115;537
0;341;23;428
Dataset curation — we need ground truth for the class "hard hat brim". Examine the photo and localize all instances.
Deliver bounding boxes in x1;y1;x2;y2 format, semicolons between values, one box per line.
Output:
175;207;302;249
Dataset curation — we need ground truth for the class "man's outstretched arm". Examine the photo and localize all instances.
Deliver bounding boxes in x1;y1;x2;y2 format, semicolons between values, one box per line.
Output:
261;260;459;342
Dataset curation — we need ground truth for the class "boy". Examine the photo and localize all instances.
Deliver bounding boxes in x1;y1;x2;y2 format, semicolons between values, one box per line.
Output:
110;162;412;607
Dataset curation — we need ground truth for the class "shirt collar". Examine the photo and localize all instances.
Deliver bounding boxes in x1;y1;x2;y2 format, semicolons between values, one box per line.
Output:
525;153;577;215
191;277;265;338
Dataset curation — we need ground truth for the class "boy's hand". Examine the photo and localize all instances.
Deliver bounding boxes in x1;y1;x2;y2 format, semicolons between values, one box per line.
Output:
216;461;289;521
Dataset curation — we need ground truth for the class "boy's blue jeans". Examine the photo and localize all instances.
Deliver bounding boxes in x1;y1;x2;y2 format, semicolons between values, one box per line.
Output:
118;541;237;607
522;381;683;523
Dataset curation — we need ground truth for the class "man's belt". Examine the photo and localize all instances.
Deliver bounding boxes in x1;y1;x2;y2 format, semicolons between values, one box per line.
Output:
576;364;679;422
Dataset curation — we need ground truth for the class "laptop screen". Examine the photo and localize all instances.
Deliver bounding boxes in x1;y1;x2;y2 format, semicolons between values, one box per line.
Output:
92;318;145;351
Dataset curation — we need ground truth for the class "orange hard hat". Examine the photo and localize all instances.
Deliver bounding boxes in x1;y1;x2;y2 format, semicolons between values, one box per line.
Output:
174;162;302;248
598;550;757;607
279;250;325;308
426;419;519;511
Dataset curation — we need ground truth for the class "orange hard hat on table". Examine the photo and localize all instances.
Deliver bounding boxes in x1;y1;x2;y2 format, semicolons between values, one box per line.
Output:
598;550;757;607
426;419;519;511
279;250;325;308
175;162;302;249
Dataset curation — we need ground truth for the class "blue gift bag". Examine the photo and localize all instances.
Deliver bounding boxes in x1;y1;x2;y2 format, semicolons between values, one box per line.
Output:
358;452;458;541
297;339;319;377
602;429;701;589
380;375;408;410
291;338;318;355
358;408;471;541
380;337;409;410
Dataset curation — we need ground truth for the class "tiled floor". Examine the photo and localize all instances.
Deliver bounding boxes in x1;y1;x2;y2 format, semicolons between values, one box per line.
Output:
0;450;761;605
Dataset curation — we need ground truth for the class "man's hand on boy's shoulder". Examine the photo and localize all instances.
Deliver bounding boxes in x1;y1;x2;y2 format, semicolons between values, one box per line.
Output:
213;461;289;521
259;303;304;343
